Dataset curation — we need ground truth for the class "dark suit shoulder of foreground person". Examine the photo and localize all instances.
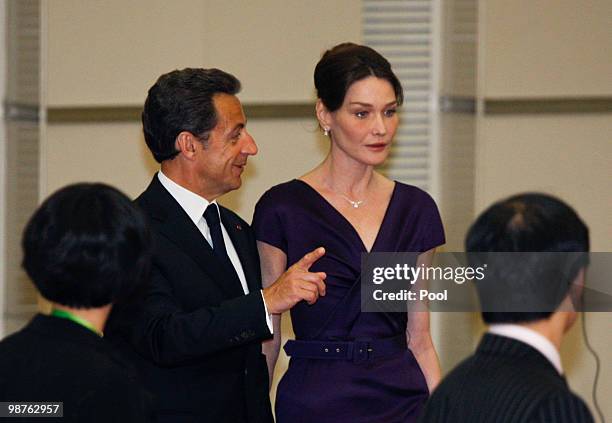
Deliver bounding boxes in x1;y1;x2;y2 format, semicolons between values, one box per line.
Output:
418;333;593;423
0;314;152;423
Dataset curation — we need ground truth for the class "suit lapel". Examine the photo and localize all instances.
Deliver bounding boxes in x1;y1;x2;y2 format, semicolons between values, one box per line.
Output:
139;176;244;299
220;207;260;294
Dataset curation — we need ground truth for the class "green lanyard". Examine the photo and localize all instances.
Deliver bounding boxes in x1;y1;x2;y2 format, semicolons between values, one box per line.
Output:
50;309;103;337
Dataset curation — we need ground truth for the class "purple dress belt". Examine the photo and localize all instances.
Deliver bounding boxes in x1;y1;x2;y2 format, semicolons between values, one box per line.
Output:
284;334;407;364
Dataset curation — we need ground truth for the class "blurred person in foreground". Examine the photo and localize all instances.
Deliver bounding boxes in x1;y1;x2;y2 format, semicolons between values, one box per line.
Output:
419;193;594;422
0;183;153;422
106;68;326;423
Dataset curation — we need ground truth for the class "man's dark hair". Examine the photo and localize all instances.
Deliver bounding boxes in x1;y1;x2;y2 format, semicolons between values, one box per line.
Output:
465;193;589;324
22;183;152;308
314;42;403;112
142;68;241;163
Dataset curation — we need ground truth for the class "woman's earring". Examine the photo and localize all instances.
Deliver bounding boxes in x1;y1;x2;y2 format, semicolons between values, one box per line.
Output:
323;127;330;137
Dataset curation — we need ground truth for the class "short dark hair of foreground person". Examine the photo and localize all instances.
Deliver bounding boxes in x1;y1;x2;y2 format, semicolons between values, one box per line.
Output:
0;183;154;423
419;193;594;423
22;182;152;307
466;192;590;324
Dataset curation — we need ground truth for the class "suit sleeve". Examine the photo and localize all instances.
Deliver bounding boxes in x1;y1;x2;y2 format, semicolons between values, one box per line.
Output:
123;261;272;366
528;392;594;423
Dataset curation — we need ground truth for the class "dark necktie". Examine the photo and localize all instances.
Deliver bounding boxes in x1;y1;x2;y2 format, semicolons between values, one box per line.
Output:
203;203;230;263
204;203;243;293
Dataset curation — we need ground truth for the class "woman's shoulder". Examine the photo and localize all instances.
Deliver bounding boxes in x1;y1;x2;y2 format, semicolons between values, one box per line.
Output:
252;180;309;244
255;179;306;211
392;181;439;209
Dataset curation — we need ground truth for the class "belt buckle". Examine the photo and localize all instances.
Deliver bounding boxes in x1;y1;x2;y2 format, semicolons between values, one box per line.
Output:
352;340;372;364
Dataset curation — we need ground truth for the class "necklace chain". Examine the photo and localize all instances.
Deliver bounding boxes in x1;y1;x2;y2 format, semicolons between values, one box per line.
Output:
340;193;365;208
324;181;368;209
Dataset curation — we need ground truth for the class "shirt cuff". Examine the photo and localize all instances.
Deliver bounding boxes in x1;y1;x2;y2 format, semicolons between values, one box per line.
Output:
260;290;273;334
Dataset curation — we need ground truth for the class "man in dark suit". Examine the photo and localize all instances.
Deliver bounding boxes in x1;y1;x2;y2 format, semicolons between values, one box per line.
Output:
419;193;594;422
107;68;326;423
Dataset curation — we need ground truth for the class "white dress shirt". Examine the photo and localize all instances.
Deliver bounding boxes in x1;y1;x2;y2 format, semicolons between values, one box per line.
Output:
157;170;272;332
488;323;563;374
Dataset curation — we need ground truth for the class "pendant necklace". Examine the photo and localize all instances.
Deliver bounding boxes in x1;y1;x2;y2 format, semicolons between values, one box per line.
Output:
340;194;365;209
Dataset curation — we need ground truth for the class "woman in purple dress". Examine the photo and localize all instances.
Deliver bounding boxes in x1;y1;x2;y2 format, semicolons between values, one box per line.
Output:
253;43;445;422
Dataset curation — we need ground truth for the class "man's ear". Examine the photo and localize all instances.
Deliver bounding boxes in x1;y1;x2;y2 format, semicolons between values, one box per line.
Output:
558;267;586;313
316;99;332;133
175;131;198;159
568;267;586;310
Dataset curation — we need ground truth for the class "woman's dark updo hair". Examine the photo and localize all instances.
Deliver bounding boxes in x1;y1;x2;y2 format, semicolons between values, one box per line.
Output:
314;42;403;112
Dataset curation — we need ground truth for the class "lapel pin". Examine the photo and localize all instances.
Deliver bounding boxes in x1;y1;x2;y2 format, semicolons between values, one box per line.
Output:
236;224;242;230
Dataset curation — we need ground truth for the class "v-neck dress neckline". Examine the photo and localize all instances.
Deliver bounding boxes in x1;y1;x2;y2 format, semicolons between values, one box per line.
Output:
292;179;398;253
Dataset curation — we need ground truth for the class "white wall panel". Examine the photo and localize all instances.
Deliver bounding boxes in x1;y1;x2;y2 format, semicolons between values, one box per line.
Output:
47;0;207;107
482;0;612;98
203;0;361;103
47;0;361;106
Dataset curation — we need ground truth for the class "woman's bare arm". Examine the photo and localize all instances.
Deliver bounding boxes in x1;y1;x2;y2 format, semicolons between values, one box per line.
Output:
257;241;287;387
406;248;442;392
